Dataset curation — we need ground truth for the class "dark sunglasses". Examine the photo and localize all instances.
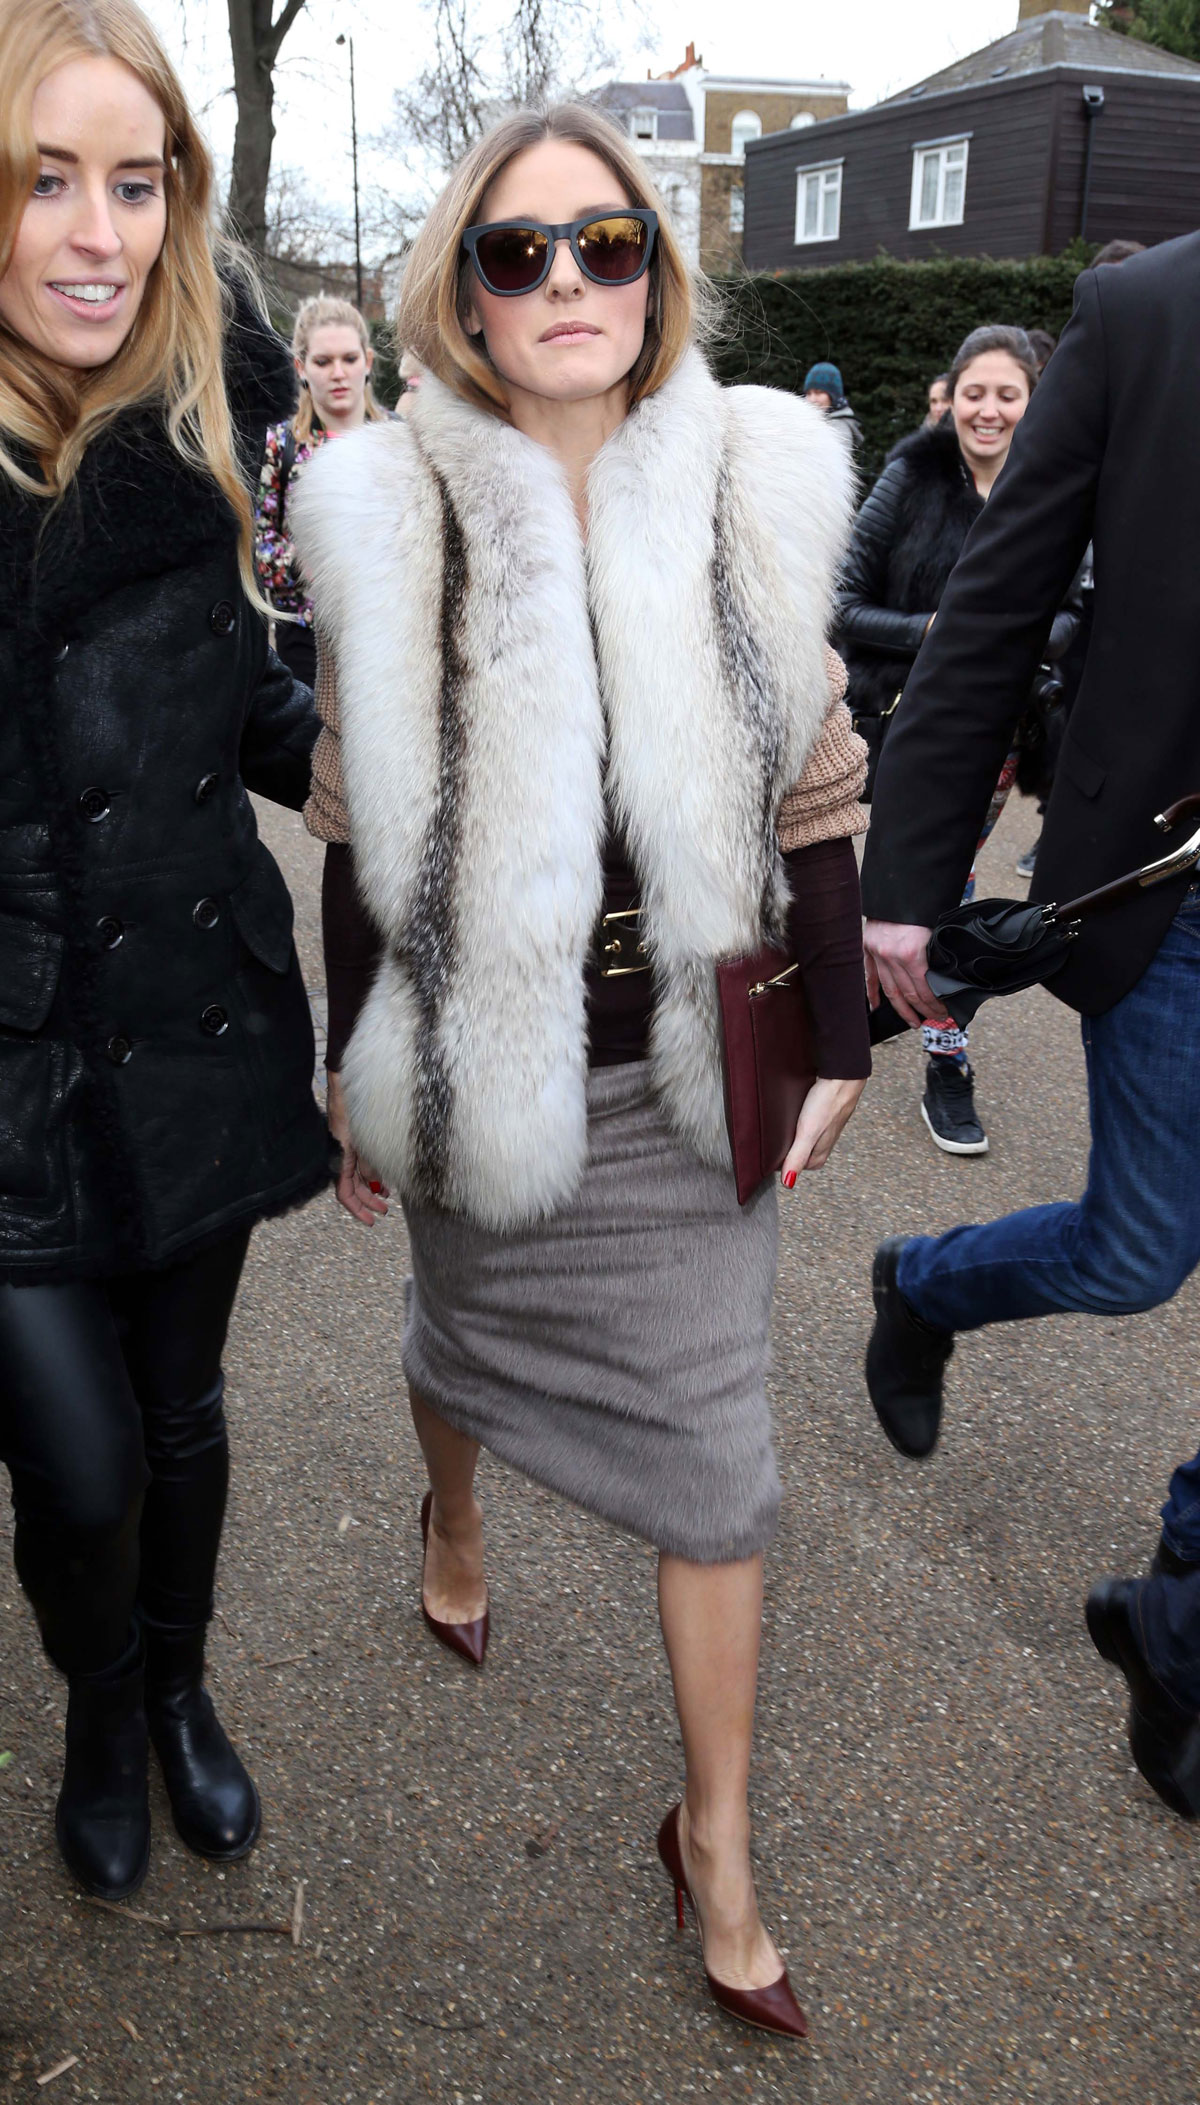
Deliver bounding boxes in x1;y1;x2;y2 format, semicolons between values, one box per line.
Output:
462;209;659;297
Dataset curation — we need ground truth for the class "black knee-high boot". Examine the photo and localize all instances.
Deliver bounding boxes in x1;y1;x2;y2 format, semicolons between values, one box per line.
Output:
144;1622;260;1858
55;1635;151;1900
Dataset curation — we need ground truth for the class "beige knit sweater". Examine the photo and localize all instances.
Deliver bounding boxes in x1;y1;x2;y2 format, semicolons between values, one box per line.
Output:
304;640;868;853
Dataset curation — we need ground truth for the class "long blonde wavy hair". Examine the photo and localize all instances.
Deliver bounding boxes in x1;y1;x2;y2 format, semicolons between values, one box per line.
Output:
290;293;385;443
399;102;712;420
0;0;265;602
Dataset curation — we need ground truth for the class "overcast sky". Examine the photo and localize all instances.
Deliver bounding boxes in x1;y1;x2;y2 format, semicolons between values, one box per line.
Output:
140;0;1021;222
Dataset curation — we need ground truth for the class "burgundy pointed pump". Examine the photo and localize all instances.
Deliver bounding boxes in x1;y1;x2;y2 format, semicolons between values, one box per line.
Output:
656;1804;809;2042
419;1491;489;1668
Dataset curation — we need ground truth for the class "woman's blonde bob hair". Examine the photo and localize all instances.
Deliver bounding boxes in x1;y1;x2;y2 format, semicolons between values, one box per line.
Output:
399;102;710;417
290;292;386;443
0;0;265;604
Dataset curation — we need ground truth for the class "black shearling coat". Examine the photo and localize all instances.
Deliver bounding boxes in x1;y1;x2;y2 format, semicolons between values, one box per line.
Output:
0;290;331;1282
837;419;1080;724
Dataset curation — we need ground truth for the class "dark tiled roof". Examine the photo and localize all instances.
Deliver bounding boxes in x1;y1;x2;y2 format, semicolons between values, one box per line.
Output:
593;81;696;141
883;10;1200;100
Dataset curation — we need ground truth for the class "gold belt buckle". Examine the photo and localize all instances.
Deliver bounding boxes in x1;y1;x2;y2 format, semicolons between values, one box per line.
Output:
598;906;650;977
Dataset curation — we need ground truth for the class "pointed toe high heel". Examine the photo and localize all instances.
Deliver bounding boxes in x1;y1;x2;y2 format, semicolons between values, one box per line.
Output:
419;1491;489;1668
656;1805;809;2042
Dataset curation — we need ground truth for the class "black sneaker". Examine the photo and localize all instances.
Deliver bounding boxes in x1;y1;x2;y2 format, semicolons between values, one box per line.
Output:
865;1235;955;1460
922;1058;988;1156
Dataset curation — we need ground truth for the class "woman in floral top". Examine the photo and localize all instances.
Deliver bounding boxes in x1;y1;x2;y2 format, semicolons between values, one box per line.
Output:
254;294;385;687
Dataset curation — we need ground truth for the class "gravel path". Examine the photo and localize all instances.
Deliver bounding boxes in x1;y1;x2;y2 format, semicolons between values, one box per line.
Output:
3;793;1198;2104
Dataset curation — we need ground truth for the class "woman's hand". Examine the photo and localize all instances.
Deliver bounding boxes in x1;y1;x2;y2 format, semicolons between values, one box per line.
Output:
327;1069;390;1225
781;1076;868;1184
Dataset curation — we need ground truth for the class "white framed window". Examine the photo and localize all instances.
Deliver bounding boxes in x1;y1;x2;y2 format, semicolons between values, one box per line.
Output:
909;135;969;229
729;184;745;233
730;109;763;157
631;105;657;143
794;160;842;245
790;111;816;129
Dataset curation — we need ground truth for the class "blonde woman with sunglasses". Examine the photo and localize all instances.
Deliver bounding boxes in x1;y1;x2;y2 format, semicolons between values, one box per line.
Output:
296;104;870;2041
0;0;328;1902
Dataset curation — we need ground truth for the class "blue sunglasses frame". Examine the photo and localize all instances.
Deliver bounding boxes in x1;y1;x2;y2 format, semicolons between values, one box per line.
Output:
462;209;659;296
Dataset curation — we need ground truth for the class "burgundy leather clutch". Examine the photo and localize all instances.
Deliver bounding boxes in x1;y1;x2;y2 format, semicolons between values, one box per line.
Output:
717;944;817;1206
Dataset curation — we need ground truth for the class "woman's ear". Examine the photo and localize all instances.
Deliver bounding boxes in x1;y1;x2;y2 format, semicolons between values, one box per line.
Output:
464;292;484;339
364;343;375;375
294;355;308;389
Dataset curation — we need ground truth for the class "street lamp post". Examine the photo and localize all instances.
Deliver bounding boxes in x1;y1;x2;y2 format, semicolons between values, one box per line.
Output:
335;32;363;310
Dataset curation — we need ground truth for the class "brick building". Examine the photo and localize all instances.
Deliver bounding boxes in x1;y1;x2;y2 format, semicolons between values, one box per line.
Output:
594;45;849;272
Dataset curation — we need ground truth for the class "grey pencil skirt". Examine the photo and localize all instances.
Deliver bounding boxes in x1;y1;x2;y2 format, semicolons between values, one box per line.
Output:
401;1059;782;1564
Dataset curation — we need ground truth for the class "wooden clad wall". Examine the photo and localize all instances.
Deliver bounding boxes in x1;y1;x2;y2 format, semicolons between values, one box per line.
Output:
743;67;1200;270
1046;72;1200;251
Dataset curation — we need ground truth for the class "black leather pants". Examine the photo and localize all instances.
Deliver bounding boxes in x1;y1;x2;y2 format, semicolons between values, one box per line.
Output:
0;1227;251;1677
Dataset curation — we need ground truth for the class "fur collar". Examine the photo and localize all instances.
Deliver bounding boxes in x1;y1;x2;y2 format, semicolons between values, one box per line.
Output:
293;349;852;1226
0;278;294;633
889;415;978;492
878;419;983;615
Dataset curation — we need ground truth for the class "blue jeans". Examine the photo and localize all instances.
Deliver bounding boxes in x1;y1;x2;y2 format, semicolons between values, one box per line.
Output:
898;889;1200;1692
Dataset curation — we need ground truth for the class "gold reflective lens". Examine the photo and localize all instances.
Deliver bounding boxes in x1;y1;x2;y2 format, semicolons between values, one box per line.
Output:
576;215;649;281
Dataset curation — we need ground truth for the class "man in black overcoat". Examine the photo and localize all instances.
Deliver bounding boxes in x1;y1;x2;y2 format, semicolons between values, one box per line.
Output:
859;234;1200;1820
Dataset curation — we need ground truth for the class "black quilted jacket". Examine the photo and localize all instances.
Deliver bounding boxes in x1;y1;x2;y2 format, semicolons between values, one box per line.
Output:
0;286;331;1281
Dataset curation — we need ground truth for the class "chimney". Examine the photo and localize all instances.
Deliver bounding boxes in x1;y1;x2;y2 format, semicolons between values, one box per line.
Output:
656;41;702;78
1018;0;1090;16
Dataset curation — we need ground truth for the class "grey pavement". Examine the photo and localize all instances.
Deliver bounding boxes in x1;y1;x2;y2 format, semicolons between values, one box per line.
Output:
3;792;1199;2104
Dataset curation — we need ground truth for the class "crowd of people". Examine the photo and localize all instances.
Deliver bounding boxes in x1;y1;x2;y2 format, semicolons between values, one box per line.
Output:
2;0;1198;2060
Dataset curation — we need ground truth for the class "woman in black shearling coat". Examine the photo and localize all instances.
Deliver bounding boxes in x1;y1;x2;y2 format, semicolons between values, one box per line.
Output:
0;0;329;1902
838;325;1080;1156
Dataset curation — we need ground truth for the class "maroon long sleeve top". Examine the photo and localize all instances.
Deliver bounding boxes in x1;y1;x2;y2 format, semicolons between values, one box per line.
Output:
322;828;871;1081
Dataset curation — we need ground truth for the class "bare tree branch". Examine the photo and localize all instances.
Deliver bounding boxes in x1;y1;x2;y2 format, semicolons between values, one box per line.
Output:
378;0;620;187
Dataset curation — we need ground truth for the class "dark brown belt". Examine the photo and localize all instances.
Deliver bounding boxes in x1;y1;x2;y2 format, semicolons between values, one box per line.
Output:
592;906;650;977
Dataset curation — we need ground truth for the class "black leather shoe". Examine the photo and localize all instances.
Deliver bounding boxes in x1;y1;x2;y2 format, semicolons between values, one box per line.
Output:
56;1645;151;1900
1151;1537;1200;1580
145;1627;261;1860
865;1235;955;1460
1086;1577;1200;1820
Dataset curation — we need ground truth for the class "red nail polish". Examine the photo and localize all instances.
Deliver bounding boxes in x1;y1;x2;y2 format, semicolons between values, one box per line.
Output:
369;1180;382;1195
783;1170;797;1189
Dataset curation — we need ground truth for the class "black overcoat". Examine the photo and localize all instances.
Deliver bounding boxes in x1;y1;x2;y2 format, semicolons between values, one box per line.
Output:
0;290;331;1282
861;233;1200;1016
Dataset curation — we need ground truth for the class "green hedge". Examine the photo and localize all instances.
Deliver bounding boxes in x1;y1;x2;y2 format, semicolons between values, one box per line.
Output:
711;248;1096;480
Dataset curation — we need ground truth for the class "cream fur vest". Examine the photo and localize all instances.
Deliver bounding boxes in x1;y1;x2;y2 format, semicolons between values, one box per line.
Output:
291;348;853;1229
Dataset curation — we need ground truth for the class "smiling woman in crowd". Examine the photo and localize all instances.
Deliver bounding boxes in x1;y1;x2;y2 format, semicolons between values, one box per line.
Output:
839;323;1080;1158
0;0;327;1902
295;102;871;2041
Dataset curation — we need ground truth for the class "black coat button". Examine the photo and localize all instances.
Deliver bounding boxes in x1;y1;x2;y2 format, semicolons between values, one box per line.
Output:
106;1034;132;1065
194;772;220;805
78;786;110;823
97;916;124;949
52;635;70;662
200;1004;229;1037
209;600;236;636
193;897;220;930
